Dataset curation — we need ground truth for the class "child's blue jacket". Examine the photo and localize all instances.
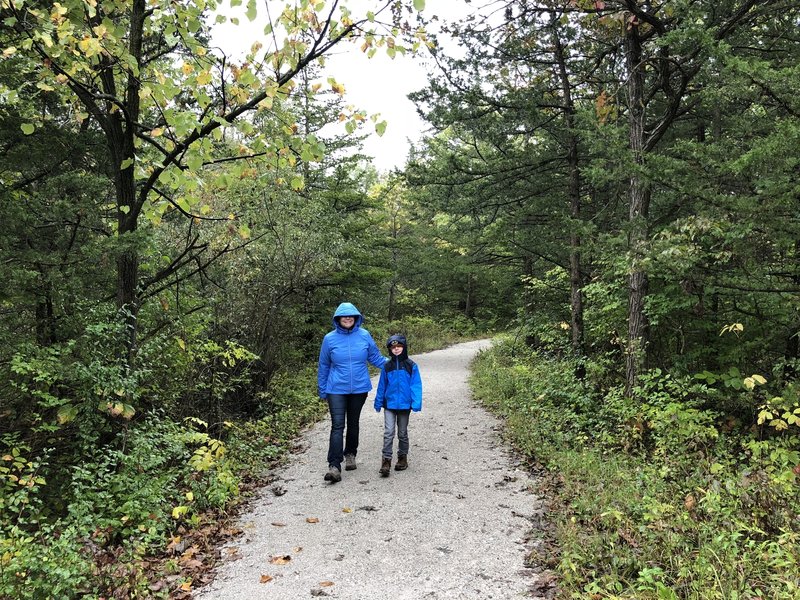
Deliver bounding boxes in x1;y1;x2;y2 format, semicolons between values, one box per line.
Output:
374;334;423;412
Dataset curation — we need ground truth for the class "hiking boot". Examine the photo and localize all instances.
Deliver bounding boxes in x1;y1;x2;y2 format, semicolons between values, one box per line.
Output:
344;454;357;471
324;466;341;482
379;457;391;477
395;455;408;471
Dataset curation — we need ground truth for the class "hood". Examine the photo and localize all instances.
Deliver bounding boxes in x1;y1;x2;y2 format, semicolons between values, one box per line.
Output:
333;302;363;332
386;333;409;360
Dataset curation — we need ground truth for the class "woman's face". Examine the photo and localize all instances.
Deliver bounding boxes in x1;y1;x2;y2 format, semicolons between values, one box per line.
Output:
339;316;356;329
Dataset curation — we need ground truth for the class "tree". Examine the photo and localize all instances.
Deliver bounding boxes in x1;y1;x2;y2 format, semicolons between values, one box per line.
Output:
0;0;427;366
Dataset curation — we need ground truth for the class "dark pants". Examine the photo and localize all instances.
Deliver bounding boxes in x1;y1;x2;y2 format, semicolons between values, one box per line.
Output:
326;393;367;469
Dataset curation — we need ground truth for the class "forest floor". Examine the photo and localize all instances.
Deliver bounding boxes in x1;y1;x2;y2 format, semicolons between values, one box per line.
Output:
193;339;555;599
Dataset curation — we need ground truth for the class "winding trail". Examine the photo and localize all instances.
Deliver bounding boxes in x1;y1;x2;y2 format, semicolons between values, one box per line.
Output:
197;339;547;599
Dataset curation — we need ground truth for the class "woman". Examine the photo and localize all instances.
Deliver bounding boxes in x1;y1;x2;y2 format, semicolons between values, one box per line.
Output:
317;302;387;483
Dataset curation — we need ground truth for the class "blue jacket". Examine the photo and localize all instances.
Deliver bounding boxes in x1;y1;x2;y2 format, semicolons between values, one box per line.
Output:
318;303;387;399
374;334;423;412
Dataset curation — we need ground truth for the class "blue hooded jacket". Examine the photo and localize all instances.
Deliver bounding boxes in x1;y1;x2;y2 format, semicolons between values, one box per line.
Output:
317;303;387;399
374;333;422;412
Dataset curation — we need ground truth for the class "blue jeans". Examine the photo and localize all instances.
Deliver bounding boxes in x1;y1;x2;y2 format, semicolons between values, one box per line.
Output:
382;409;410;459
326;393;367;469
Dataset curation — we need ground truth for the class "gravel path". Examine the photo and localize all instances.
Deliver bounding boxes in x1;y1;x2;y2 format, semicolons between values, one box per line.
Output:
196;339;547;599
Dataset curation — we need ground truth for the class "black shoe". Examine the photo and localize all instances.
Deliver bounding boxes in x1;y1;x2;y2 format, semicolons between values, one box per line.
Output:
379;458;391;477
395;455;408;471
324;466;341;482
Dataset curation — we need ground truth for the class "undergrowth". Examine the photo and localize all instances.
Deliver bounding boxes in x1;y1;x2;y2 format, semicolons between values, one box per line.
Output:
471;336;800;599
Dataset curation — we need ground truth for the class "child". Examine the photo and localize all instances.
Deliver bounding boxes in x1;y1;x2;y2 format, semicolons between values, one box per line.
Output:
374;334;422;476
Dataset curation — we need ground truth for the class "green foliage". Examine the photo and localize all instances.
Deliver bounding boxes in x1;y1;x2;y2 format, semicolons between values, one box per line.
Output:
472;339;800;599
0;414;242;598
226;368;326;477
370;315;479;355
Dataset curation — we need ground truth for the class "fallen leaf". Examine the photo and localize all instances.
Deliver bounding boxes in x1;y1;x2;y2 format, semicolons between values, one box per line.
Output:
271;522;287;527
293;546;303;553
260;574;273;583
342;507;352;513
306;517;320;523
269;555;292;565
319;581;335;587
179;581;192;591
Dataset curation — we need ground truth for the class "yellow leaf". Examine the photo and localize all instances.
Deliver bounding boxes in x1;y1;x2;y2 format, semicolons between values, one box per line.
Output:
260;574;273;583
269;555;291;565
320;581;335;587
179;581;191;591
182;63;194;75
306;517;320;523
196;71;212;85
342;507;352;513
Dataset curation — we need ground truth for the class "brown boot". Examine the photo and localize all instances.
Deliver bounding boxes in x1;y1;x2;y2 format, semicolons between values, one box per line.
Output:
395;455;408;471
379;457;391;477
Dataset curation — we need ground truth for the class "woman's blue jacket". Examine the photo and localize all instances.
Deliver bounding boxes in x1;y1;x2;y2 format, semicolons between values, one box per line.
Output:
317;303;387;399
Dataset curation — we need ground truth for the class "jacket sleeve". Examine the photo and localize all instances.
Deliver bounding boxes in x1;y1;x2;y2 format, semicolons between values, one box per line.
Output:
317;336;331;399
410;363;422;412
374;368;387;411
366;332;389;368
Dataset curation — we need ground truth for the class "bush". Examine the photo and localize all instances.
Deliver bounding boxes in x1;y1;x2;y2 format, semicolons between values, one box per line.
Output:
471;339;800;599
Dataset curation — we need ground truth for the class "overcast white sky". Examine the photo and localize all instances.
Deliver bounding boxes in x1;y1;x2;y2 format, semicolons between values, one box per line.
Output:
211;1;473;172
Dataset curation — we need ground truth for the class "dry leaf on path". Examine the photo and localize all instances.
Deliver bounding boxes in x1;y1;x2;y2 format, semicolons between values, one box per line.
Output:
342;507;352;513
260;574;273;584
271;522;287;527
269;555;292;565
319;581;335;587
293;546;303;553
306;517;320;523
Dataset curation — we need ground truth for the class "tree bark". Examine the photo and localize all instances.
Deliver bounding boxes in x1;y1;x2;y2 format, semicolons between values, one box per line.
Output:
551;21;586;376
625;16;651;397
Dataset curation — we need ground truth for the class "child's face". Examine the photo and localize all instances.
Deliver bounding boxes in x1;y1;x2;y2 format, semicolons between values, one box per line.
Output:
390;344;404;356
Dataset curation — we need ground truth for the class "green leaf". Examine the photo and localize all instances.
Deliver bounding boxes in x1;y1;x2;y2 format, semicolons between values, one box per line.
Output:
413;0;425;10
375;120;387;137
21;123;34;135
246;0;257;21
56;404;78;425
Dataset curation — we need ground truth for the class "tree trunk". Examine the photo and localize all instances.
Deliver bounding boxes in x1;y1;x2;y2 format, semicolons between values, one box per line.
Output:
114;0;145;368
552;22;586;377
625;17;651;397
